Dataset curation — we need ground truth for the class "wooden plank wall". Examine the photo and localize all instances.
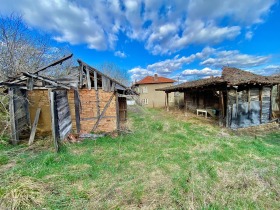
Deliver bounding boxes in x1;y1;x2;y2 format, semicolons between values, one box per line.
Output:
261;87;271;123
9;88;30;143
55;90;72;140
227;86;272;128
184;91;219;112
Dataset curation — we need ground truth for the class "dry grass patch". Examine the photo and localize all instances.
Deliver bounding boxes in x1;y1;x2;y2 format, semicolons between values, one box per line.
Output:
0;177;50;210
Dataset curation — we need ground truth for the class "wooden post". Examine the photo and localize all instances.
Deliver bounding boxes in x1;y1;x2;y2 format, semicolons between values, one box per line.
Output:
236;89;238;119
259;87;263;124
166;92;169;111
184;91;188;115
248;88;251;118
269;86;272;120
9;88;18;145
85;67;91;90
96;88;100;117
115;92;120;131
27;78;34;90
74;90;81;133
94;71;98;91
49;90;59;152
79;64;83;88
220;91;225;118
28;108;41;145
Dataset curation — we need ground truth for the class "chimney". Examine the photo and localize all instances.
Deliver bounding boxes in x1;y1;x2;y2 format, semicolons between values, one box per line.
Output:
154;74;158;81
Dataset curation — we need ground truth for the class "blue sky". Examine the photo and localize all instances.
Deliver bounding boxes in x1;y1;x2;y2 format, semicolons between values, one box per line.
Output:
0;0;279;83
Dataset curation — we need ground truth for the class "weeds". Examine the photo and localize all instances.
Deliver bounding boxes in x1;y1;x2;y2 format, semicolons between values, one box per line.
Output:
0;107;279;209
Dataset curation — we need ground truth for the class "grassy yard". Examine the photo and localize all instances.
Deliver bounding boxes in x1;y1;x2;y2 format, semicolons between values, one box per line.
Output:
0;107;280;209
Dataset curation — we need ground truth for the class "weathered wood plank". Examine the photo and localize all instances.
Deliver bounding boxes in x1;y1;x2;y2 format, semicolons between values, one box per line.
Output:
94;71;98;90
86;67;91;90
34;54;73;74
49;91;59;152
9;88;18;145
28;108;41;145
111;82;115;92
79;64;83;88
23;72;70;89
55;90;72;140
27;78;34;90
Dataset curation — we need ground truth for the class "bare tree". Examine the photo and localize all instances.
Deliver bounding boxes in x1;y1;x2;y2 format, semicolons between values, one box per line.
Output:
0;13;73;81
98;62;131;86
0;14;73;142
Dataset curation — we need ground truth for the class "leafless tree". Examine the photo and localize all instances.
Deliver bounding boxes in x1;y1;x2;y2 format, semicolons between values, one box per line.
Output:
98;62;131;86
0;13;73;81
0;14;73;141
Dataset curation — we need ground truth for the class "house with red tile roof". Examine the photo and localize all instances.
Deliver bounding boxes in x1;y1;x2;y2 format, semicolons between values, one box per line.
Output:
132;74;176;108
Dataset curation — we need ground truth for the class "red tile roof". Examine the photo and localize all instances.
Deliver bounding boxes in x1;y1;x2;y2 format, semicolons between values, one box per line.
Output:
135;75;176;85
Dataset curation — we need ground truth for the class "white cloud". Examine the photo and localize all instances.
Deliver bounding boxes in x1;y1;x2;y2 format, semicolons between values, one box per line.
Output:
254;64;280;75
182;67;221;76
147;46;216;74
200;50;269;68
114;50;127;58
245;31;253;40
0;0;276;54
128;67;153;81
128;47;273;81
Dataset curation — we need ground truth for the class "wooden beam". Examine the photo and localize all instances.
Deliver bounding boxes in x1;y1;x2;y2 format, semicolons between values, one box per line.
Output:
34;54;73;74
28;108;41;145
79;64;83;89
85;66;91;90
77;59;127;90
111;82;116;92
91;93;115;132
9;88;18;145
94;71;98;90
23;72;70;90
74;90;81;133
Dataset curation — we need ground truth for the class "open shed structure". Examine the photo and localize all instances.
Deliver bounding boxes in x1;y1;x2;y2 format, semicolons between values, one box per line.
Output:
157;67;280;129
0;55;133;151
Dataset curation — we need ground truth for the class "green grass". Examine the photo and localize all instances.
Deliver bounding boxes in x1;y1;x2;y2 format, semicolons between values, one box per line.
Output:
0;107;280;209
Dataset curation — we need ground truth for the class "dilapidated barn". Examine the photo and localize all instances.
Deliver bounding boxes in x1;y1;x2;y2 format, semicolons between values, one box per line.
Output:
0;55;134;151
157;67;280;129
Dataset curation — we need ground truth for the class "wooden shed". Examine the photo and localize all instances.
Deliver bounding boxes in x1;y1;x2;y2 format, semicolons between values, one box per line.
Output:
157;67;280;129
0;55;134;151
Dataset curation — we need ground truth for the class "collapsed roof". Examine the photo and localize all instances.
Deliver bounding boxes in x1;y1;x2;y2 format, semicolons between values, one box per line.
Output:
0;54;134;94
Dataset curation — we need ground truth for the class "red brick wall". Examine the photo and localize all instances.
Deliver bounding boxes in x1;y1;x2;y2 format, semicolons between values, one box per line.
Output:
68;89;117;133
